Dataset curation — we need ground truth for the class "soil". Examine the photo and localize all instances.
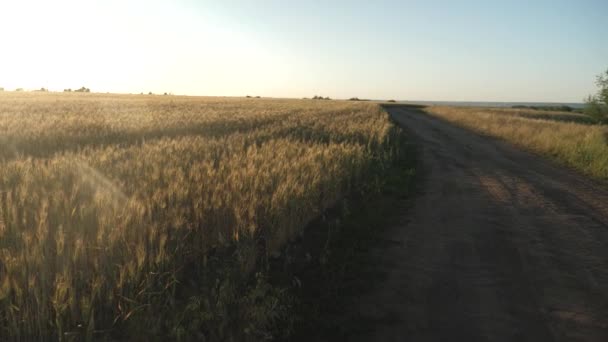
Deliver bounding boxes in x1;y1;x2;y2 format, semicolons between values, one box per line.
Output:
353;107;608;341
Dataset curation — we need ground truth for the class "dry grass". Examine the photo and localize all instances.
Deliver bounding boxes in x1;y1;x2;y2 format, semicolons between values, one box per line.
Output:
0;92;404;340
423;106;608;181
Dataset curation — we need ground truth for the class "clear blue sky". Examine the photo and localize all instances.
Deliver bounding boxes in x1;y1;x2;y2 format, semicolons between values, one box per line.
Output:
1;0;606;102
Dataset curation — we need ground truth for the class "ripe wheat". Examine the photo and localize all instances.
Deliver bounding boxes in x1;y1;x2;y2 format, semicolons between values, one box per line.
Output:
0;92;403;339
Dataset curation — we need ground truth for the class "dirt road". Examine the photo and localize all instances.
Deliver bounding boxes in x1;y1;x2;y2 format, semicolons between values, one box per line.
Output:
356;107;608;341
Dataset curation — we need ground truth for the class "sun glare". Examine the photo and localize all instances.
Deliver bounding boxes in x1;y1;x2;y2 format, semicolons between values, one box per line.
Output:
0;0;287;95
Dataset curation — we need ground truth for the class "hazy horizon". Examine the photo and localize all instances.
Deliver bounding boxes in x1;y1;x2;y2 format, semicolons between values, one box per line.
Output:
1;0;606;102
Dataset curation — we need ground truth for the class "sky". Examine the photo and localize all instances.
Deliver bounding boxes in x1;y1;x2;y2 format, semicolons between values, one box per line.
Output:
0;0;606;102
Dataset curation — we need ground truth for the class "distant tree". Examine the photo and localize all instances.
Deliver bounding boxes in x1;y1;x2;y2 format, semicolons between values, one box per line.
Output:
37;87;48;92
15;88;23;92
349;97;360;101
387;99;396;103
324;96;331;100
148;91;153;95
584;68;608;123
255;96;261;98
246;95;252;98
163;92;168;96
64;88;72;92
75;87;90;93
0;87;4;91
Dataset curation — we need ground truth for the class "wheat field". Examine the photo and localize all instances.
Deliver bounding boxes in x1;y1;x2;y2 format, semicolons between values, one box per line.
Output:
0;92;404;340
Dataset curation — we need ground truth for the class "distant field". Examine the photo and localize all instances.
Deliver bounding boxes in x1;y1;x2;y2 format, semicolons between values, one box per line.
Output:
422;106;608;181
0;93;404;340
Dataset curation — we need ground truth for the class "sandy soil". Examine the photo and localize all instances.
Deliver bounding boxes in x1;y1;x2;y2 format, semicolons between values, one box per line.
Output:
355;107;608;341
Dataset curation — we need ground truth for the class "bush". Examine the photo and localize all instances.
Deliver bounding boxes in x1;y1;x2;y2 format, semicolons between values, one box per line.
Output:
584;68;608;123
584;96;607;124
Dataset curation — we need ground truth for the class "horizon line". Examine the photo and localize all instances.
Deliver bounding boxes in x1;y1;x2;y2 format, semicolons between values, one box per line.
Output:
0;89;586;105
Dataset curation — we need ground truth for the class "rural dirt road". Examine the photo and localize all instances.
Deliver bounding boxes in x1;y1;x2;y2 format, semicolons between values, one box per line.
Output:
355;107;608;341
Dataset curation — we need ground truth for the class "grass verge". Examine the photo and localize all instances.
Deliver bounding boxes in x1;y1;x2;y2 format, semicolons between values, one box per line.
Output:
423;106;608;182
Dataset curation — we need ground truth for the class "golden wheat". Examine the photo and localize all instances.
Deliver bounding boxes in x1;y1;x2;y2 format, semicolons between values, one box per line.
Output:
0;92;402;339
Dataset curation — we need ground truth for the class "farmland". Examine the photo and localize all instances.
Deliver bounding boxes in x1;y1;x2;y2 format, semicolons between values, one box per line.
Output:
0;92;405;340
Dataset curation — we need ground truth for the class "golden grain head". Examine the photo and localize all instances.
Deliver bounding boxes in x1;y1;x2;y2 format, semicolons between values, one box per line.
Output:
0;92;401;339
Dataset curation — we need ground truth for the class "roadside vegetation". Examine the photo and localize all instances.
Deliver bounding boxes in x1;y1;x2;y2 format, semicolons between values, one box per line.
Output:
510;105;580;113
0;92;406;340
284;137;416;341
421;69;608;181
584;68;608;124
423;106;608;181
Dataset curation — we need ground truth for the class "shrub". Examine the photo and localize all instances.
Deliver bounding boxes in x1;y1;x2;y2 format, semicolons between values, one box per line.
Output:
584;68;608;123
584;96;607;124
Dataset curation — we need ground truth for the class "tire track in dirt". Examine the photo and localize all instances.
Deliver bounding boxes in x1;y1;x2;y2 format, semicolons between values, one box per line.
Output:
354;107;608;342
